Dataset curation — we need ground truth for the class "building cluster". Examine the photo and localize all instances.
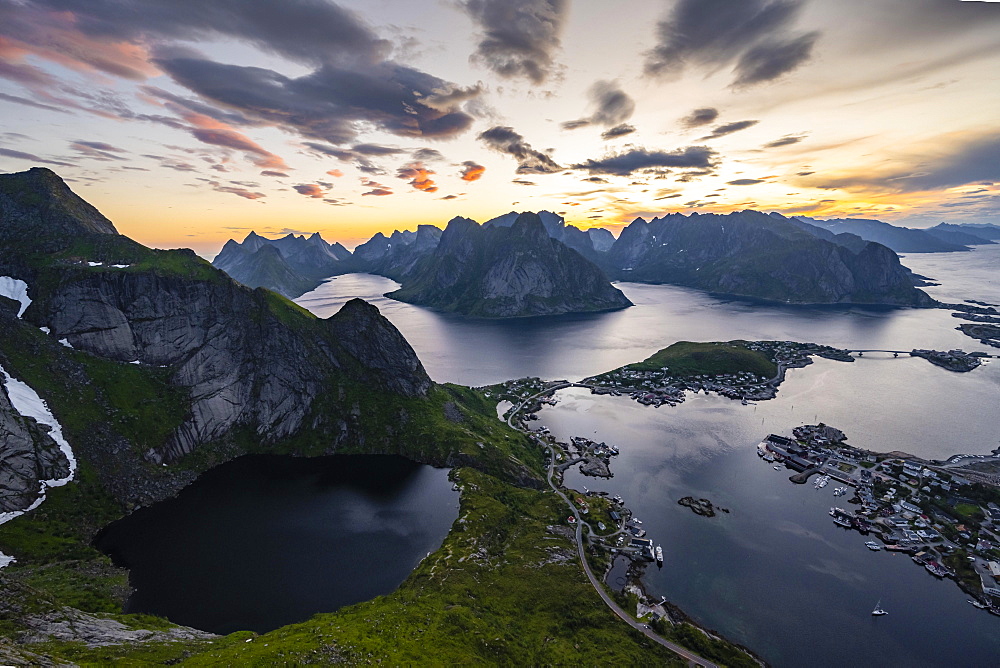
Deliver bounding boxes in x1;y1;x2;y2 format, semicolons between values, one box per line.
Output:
759;426;1000;614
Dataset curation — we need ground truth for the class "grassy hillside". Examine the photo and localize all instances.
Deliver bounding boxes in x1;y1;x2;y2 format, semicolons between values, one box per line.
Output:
626;341;777;378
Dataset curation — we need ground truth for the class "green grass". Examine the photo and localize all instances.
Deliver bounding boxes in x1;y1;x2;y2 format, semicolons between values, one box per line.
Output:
623;341;777;378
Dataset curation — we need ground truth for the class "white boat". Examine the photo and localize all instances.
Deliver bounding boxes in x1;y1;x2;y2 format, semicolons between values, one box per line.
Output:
773;464;782;470
655;545;664;565
872;599;888;616
969;599;988;609
833;487;847;497
865;541;882;551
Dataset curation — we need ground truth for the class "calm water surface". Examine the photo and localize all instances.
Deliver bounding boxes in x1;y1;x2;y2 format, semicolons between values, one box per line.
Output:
295;246;1000;666
96;455;458;634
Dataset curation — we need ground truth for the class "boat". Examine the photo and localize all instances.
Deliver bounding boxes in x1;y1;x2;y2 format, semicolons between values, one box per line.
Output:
969;599;988;609
865;541;882;551
872;599;888;616
833;486;847;497
762;453;775;462
773;464;782;470
655;545;664;565
814;475;830;489
925;562;949;578
833;516;852;528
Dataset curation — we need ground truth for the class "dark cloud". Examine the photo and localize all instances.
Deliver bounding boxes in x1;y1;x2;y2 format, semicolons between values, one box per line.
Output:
644;0;819;86
0;147;76;167
396;162;438;192
583;176;608;184
511;179;537;186
352;143;404;156
478;125;561;174
601;124;636;140
156;56;478;146
412;148;444;162
10;0;388;71
728;178;764;185
462;0;568;84
439;194;459;200
459;161;486;182
680;108;719;128
700;120;759;141
360;179;392;196
293;183;326;198
362;188;392;196
260;170;288;177
764;135;805;148
571;146;718;177
563;80;635;130
210;164;228;172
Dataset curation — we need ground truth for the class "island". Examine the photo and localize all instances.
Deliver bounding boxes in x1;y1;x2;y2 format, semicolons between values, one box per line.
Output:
678;497;729;517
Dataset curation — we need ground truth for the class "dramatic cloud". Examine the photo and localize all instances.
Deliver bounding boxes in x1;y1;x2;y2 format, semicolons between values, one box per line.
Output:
396;162;438;192
4;0;388;73
728;178;765;185
362;188;392;196
681;108;719;128
478;126;561;174
154;56;479;147
462;0;568;84
0;147;75;167
700;120;759;141
644;0;819;87
459;161;486;182
293;184;326;198
562;80;635;130
571;146;718;177
601;124;636;140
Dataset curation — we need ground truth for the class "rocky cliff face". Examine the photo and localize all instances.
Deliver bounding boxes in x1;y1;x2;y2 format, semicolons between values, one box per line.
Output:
603;211;932;306
0;167;117;244
0;309;71;512
388;213;632;317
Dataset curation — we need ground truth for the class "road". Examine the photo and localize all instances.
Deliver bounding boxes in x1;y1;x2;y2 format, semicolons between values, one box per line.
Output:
506;383;719;667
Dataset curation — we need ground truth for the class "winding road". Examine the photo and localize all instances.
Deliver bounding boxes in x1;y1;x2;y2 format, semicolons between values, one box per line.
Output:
506;384;719;667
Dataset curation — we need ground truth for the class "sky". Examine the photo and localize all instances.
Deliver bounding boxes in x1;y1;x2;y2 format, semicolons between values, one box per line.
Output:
1;0;999;254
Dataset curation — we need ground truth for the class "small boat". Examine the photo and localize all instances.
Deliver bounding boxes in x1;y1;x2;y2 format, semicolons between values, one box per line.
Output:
969;599;988;609
763;453;775;462
872;599;888;616
865;541;882;551
655;545;664;565
773;464;782;470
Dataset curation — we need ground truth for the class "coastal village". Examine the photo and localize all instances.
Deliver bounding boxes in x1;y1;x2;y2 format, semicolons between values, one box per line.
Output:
758;425;1000;615
488;337;1000;630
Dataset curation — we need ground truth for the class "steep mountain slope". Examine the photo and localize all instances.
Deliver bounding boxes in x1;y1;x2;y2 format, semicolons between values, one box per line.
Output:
351;224;442;280
0;168;536;507
604;211;933;306
388;213;632;317
212;230;351;297
485;210;605;262
793;216;968;252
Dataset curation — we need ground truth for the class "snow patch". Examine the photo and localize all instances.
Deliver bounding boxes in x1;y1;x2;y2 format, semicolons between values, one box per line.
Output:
58;338;74;349
111;264;131;269
88;261;103;267
0;276;31;318
0;365;77;569
39;326;50;335
129;360;140;365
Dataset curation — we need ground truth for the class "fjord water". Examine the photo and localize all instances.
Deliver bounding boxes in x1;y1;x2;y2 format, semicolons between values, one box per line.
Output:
95;455;458;634
297;245;1000;667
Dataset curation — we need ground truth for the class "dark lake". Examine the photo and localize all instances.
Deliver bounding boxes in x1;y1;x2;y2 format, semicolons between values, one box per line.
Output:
95;455;458;634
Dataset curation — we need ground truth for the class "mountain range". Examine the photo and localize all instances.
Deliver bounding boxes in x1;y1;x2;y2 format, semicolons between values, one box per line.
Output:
387;212;632;317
